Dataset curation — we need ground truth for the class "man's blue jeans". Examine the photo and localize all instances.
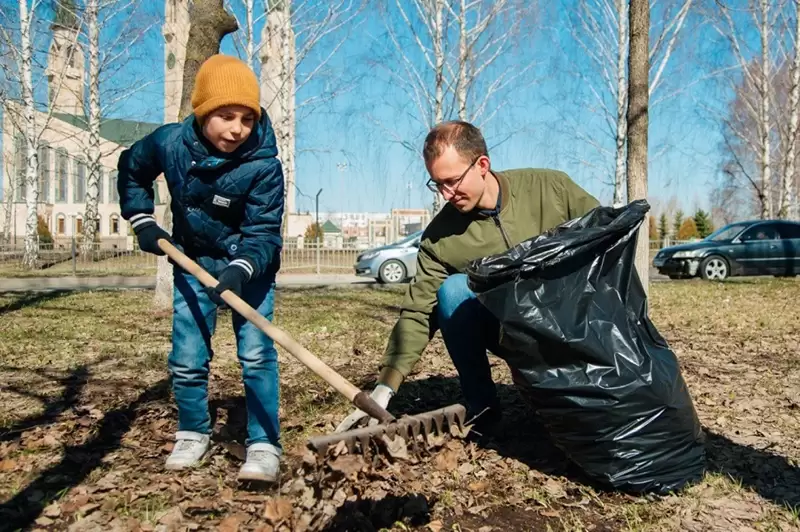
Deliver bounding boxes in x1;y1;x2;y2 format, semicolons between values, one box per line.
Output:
436;273;501;418
170;269;280;448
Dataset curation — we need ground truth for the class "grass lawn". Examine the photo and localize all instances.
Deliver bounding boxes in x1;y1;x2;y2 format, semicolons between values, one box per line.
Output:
0;280;799;531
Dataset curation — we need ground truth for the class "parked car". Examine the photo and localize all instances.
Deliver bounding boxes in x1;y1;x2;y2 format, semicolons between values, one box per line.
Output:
653;219;800;281
354;231;422;284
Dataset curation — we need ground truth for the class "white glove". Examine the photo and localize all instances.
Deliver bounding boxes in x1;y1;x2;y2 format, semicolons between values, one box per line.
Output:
334;384;394;433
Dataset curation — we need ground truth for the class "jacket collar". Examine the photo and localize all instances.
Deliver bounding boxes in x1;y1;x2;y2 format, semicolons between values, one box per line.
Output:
180;109;279;171
473;170;511;218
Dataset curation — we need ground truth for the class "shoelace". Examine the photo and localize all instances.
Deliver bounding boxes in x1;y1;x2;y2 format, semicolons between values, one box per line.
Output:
174;440;200;452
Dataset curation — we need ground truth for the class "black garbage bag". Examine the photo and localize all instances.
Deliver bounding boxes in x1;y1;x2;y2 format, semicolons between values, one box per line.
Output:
465;199;705;494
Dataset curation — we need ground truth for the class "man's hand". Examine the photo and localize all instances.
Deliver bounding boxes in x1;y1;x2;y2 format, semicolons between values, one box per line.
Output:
132;215;171;256
206;264;251;305
334;384;394;433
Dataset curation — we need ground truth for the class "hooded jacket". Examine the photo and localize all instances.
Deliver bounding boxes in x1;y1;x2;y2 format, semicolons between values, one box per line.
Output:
117;110;284;279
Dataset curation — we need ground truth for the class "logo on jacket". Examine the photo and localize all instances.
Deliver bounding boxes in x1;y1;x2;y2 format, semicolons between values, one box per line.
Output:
212;195;231;208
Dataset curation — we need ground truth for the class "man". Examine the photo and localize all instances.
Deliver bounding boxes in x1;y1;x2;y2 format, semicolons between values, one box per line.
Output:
335;120;599;434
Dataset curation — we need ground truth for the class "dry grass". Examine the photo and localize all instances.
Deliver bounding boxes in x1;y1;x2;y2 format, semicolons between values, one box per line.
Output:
0;279;798;531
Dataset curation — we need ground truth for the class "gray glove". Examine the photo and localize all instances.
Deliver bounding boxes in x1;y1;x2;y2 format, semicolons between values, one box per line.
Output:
334;384;394;433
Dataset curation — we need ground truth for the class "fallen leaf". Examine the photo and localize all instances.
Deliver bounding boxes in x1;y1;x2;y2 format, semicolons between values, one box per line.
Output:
458;462;475;476
543;479;567;499
427;521;443;532
263;498;292;524
434;450;459;471
381;434;410;460
221;442;246;461
328;455;366;476
468;481;488;492
0;459;16;471
34;516;54;527
541;509;561;517
79;503;101;515
157;506;183;527
478;527;494;532
43;503;61;517
218;514;244;532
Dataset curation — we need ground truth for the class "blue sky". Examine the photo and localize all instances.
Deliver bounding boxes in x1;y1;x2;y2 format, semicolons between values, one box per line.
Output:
0;0;753;217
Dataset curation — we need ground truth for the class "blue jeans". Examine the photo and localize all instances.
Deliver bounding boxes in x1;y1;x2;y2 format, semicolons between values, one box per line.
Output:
436;274;501;417
170;269;280;448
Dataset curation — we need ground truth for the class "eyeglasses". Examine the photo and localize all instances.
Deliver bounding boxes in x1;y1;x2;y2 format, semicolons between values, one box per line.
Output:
426;156;480;194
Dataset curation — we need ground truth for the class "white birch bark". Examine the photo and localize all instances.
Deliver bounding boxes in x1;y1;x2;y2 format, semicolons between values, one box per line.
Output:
20;0;39;268
780;0;800;220
432;0;444;213
758;0;771;219
457;0;467;120
614;0;628;207
82;0;101;253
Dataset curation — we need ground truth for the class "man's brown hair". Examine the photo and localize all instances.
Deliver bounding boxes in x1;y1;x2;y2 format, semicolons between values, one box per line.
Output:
422;120;488;165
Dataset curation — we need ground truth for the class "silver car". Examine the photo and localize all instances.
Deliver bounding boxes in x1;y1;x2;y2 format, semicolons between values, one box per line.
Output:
354;231;422;284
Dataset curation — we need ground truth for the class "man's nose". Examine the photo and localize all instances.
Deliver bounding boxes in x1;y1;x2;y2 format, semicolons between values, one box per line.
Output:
441;187;455;201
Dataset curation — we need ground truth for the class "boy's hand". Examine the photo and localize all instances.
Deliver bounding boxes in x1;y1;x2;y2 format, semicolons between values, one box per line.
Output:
132;217;172;256
207;264;250;305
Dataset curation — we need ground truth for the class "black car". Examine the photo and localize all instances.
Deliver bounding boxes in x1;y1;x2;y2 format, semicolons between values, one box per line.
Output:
653;219;800;280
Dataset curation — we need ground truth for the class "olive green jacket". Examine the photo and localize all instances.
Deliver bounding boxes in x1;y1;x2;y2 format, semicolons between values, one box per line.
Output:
377;168;600;392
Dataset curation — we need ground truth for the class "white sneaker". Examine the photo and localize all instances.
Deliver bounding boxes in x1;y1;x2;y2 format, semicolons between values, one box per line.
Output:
237;442;282;482
165;431;210;470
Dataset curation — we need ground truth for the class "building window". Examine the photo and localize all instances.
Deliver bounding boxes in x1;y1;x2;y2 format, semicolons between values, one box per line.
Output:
109;171;119;203
95;216;102;236
75;216;83;235
38;143;50;203
56;214;66;235
110;214;120;235
15;135;26;202
56;149;68;203
75;157;86;203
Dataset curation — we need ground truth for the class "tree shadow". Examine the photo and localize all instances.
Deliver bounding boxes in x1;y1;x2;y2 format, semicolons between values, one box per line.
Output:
321;493;432;532
0;379;170;530
394;375;800;509
0;290;71;316
0;364;91;442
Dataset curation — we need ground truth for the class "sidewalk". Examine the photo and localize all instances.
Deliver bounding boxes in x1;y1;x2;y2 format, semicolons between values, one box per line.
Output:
0;273;377;292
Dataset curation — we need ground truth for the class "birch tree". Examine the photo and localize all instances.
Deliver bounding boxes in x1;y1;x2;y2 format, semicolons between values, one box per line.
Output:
0;0;82;266
375;0;535;213
79;0;158;253
709;0;780;219
564;0;694;204
779;0;800;220
256;0;362;234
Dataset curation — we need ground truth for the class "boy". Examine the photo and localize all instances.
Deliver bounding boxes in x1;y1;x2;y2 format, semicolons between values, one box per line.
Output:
118;54;285;482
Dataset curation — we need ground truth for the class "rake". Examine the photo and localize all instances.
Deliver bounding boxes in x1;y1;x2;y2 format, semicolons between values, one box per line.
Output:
158;240;468;457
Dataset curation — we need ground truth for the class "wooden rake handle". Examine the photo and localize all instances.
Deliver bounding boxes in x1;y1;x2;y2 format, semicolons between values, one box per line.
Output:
157;239;395;425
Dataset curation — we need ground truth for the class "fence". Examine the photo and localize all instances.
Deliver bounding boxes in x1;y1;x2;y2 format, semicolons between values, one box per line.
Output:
0;238;697;278
0;240;363;277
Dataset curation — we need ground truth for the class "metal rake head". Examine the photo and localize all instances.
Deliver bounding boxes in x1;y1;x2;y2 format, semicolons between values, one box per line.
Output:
307;404;469;457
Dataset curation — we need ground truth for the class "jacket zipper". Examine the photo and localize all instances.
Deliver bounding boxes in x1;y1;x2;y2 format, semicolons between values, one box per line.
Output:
492;214;511;248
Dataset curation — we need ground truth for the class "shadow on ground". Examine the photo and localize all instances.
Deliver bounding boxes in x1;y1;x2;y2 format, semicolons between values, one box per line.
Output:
394;375;800;510
0;290;71;316
0;380;170;530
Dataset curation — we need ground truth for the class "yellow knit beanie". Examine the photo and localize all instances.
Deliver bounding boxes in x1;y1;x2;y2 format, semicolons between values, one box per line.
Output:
191;54;261;121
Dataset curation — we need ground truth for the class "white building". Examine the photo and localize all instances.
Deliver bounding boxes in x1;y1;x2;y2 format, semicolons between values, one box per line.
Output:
1;0;298;249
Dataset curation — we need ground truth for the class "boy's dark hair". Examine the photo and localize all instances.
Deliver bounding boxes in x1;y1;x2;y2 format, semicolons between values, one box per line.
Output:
423;120;488;165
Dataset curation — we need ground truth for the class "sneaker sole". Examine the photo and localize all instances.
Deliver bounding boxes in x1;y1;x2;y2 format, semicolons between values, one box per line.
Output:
237;469;279;483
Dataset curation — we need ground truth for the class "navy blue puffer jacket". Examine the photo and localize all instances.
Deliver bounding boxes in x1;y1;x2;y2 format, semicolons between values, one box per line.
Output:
117;110;284;279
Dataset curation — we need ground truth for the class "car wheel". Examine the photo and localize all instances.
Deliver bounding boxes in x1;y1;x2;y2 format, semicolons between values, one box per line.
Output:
379;259;407;284
700;256;729;281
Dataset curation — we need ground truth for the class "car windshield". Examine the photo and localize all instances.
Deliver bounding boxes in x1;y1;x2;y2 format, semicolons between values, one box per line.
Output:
392;231;421;246
706;223;749;242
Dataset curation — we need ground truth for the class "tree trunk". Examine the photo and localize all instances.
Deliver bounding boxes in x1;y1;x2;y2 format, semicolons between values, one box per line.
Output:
780;0;800;220
156;0;238;309
279;1;295;238
457;0;467;121
20;0;39;269
758;0;771;219
614;0;628;207
245;0;255;68
432;0;445;213
177;0;238;121
626;0;649;294
82;0;101;255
